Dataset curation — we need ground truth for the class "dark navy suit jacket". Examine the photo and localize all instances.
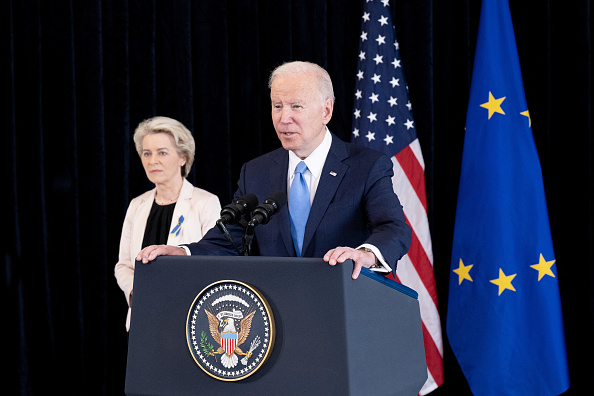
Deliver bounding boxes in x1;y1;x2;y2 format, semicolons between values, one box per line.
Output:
187;133;412;272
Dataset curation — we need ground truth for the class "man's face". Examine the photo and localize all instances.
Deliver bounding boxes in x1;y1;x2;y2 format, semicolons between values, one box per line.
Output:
270;73;333;159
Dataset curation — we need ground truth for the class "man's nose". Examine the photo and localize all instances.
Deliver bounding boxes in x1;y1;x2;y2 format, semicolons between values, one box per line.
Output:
280;108;293;123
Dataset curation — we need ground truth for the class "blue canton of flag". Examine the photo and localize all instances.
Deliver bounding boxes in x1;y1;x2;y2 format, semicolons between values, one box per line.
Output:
446;1;570;395
351;0;415;155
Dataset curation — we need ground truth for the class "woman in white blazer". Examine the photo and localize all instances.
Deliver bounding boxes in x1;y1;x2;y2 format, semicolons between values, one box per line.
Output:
114;116;221;331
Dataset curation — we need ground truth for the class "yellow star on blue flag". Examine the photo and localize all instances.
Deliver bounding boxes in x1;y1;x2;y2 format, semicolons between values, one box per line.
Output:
531;253;556;281
480;92;506;119
489;268;516;295
453;259;473;285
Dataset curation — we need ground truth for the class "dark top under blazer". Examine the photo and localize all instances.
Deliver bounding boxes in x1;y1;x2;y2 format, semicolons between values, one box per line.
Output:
186;133;412;272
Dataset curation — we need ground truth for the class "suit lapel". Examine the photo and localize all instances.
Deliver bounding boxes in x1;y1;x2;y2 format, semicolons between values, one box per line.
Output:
302;135;349;255
167;179;192;245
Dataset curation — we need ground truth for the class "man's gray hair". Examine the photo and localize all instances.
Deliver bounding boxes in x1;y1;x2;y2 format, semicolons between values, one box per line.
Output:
268;61;335;104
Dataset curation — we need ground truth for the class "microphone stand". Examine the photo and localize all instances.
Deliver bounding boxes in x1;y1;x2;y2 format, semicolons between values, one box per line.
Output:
216;219;249;255
242;222;256;256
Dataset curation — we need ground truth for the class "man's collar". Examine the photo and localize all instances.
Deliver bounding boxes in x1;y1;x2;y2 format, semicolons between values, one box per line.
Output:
289;128;332;179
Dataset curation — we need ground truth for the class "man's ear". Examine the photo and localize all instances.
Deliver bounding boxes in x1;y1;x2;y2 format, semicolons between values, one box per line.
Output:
322;98;334;123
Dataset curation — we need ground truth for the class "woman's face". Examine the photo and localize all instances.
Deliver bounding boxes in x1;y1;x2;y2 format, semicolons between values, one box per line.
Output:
141;133;186;186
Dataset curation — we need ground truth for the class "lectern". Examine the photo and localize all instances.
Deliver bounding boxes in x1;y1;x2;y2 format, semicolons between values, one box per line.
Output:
125;256;427;396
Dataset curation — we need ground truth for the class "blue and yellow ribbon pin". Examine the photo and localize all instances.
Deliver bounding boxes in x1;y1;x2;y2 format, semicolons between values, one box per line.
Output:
170;215;185;237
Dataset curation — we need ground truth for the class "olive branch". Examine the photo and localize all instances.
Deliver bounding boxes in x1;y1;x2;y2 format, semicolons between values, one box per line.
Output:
200;331;216;361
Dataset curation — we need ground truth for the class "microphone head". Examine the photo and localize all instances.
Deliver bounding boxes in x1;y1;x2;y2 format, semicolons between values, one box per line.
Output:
238;193;259;212
248;191;288;227
265;191;287;212
220;193;259;225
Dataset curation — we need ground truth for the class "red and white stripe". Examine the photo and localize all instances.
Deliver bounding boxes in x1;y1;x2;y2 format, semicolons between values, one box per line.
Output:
389;138;444;394
222;336;237;356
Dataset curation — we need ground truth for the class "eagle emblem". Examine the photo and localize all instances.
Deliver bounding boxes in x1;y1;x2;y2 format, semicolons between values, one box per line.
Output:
206;309;256;368
186;280;275;381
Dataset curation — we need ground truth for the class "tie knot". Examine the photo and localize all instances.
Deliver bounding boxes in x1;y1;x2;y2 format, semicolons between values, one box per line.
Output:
295;161;308;175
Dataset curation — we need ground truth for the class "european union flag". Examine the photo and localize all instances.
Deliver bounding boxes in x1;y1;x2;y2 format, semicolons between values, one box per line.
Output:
446;0;570;395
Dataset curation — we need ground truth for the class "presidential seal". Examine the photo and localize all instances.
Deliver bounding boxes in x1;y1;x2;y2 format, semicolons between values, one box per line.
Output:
186;280;275;381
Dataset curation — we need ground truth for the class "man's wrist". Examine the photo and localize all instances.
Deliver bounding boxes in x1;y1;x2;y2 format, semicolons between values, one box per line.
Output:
358;247;381;268
357;245;391;273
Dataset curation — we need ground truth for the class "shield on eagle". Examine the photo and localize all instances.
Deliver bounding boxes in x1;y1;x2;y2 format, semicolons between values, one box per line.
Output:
221;330;238;356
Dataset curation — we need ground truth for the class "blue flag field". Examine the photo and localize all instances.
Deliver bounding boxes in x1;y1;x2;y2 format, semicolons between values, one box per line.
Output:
446;0;570;395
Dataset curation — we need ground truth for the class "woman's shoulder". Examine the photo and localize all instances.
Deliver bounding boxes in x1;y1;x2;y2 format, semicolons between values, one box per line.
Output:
181;179;218;201
131;188;155;202
122;188;155;221
190;186;220;204
127;188;155;209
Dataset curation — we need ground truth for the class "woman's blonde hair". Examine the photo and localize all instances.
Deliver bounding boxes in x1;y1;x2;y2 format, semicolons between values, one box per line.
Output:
133;116;195;178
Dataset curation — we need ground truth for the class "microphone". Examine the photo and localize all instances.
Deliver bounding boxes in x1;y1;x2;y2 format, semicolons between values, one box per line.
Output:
243;191;287;256
218;193;258;225
216;193;258;255
248;191;288;227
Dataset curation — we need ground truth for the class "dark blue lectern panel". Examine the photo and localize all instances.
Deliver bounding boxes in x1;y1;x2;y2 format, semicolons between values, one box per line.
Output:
125;256;426;396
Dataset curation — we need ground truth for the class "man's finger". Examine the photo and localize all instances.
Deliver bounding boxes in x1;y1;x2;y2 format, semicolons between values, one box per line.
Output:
352;262;363;280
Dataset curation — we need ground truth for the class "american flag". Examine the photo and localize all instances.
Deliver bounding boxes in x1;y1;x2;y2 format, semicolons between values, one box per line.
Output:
351;0;444;393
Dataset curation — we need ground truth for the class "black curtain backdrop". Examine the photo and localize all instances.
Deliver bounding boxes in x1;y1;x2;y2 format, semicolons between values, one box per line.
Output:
3;0;593;394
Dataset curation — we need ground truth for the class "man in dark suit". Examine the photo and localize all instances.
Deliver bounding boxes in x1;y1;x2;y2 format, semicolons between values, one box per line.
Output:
137;61;411;279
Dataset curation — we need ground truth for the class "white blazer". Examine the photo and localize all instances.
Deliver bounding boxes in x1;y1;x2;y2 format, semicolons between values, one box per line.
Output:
114;179;221;331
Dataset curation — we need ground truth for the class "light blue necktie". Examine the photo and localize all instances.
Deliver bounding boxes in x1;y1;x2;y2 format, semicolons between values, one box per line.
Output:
289;161;310;257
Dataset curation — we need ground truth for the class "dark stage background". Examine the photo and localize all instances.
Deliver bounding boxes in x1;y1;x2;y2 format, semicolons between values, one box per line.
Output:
3;0;593;394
